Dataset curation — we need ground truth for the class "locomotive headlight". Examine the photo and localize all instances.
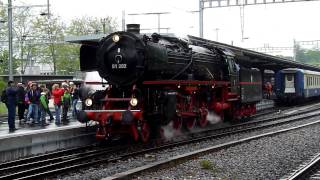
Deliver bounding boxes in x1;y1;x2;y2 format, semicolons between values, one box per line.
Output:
112;34;120;43
85;98;93;107
130;98;138;107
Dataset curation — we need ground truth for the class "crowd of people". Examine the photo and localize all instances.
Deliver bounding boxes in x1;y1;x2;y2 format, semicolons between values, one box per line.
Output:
1;81;80;132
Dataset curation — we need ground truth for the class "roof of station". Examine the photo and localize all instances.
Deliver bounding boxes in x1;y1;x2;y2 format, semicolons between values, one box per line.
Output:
65;34;105;45
65;33;320;72
188;35;320;72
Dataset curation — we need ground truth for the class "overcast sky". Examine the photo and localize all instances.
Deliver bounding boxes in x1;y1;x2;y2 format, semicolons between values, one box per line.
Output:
15;0;320;56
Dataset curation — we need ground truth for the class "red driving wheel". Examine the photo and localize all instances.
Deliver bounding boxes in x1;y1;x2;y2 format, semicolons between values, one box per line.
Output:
139;122;150;143
185;118;196;130
173;117;183;130
198;107;208;127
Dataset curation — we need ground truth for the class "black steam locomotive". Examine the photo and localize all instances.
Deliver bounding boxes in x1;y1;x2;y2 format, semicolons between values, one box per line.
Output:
78;24;262;142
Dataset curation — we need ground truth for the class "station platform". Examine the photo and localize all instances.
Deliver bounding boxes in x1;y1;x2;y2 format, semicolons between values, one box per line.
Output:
0;112;96;162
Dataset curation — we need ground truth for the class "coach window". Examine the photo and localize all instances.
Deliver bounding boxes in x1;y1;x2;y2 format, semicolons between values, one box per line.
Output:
312;77;314;86
312;76;314;86
313;77;315;86
310;77;311;86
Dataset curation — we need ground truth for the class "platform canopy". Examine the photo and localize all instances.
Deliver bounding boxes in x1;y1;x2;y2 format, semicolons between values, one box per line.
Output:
65;34;105;45
188;35;320;72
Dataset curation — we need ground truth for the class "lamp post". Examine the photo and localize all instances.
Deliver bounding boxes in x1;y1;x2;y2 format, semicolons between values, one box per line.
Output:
41;0;56;75
8;0;13;81
100;18;106;34
7;1;47;80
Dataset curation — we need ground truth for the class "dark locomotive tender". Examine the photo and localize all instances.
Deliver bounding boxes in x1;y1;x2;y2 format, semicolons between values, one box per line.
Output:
78;24;262;142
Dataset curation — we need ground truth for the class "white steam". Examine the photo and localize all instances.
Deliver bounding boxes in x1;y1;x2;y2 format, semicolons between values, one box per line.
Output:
161;121;182;140
206;111;222;125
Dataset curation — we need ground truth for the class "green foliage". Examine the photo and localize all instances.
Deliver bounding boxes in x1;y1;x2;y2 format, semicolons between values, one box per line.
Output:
0;102;7;115
295;46;320;66
199;159;222;174
200;159;214;170
0;78;6;92
66;16;118;36
0;50;19;75
0;78;6;115
0;2;119;75
55;44;80;74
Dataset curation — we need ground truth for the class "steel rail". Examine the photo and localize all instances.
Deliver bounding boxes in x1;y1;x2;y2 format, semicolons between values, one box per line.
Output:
284;153;320;180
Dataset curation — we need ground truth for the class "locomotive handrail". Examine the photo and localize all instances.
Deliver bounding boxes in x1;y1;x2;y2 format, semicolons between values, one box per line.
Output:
143;80;230;86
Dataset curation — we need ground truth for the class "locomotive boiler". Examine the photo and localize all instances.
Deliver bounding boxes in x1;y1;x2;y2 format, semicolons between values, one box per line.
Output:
78;24;262;142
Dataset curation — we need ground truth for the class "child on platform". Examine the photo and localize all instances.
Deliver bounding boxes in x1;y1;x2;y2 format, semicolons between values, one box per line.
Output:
39;91;50;126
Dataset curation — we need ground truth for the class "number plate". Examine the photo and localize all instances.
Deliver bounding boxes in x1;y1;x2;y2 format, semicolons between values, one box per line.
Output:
112;64;127;69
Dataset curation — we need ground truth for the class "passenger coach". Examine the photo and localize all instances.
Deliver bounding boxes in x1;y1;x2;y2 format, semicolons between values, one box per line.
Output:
275;68;320;102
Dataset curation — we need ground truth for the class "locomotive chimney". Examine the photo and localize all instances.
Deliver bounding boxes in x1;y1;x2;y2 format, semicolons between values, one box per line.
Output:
126;24;140;34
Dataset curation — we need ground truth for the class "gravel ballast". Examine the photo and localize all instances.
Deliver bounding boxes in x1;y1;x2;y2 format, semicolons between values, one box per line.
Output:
57;114;320;180
137;121;320;179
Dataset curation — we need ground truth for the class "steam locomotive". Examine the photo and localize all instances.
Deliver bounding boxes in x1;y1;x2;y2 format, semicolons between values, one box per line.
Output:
78;24;262;142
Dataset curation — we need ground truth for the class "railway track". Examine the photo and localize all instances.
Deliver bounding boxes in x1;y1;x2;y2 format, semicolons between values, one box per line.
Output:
0;103;320;179
108;120;320;179
282;153;320;180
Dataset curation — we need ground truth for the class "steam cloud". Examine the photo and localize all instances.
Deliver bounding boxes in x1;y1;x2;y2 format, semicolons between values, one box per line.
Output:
206;111;221;125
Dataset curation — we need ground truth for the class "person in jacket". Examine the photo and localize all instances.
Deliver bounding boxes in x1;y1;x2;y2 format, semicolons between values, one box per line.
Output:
52;84;64;125
61;84;72;123
26;83;41;124
40;85;54;122
6;81;17;132
70;82;80;118
39;91;50;126
16;82;26;123
23;81;33;119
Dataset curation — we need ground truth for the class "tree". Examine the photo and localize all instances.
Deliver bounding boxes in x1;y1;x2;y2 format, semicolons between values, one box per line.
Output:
295;45;308;63
295;45;320;66
0;49;18;74
12;7;39;74
0;2;43;75
32;15;65;74
66;15;118;36
0;2;119;75
53;15;118;74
